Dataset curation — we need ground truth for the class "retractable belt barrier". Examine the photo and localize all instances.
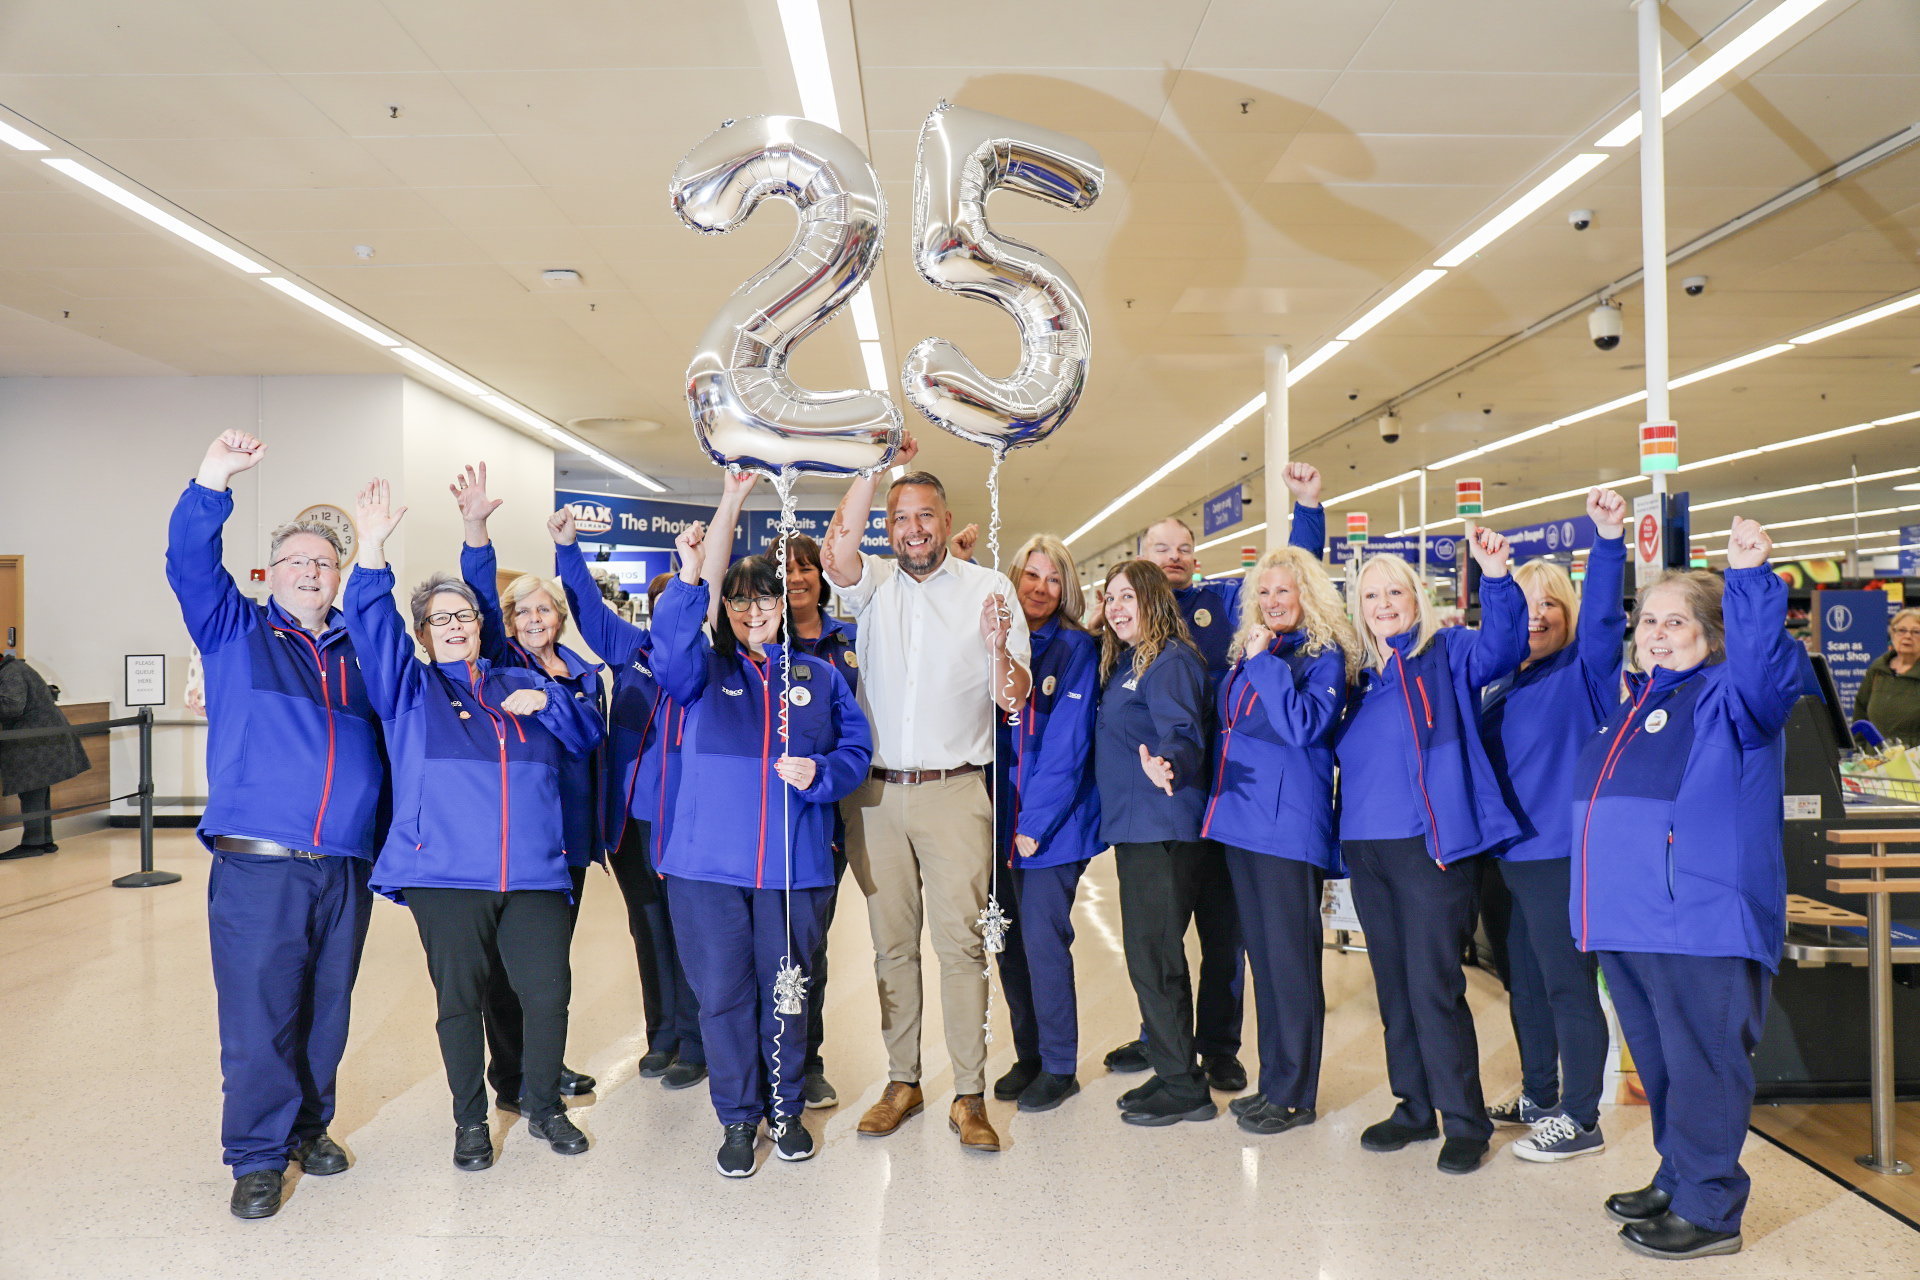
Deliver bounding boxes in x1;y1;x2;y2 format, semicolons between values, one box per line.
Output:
0;708;179;888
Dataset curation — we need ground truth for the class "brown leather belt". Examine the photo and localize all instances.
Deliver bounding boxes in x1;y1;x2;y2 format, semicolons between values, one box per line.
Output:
213;835;327;861
870;763;983;786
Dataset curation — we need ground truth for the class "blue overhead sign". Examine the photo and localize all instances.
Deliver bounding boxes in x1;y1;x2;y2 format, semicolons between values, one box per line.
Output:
1499;514;1595;562
1203;485;1244;537
1901;525;1920;576
556;489;888;560
1329;535;1462;568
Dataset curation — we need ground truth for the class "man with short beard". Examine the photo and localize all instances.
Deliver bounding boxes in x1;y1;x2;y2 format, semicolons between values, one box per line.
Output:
822;431;1030;1154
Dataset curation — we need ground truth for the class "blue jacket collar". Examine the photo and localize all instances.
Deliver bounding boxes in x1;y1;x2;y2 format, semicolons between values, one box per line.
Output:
1386;628;1423;656
267;597;345;644
434;657;493;687
509;638;601;680
1626;659;1708;695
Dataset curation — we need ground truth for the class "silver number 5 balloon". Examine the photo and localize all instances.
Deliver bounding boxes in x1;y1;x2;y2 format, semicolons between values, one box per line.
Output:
903;103;1105;456
670;116;901;478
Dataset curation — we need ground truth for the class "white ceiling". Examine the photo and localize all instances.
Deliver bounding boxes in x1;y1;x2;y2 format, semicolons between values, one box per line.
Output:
2;0;1919;570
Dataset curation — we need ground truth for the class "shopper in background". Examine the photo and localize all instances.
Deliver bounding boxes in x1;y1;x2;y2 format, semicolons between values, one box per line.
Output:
1852;606;1920;742
0;652;89;859
1573;514;1800;1261
1334;528;1526;1176
1477;489;1628;1163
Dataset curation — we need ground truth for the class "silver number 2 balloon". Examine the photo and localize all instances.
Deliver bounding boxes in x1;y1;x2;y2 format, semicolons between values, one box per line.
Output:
670;116;901;478
903;102;1105;456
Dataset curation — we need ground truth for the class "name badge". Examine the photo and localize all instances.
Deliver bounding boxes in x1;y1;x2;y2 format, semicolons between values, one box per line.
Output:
1645;709;1669;733
1193;608;1213;629
788;686;812;707
1042;675;1057;696
845;652;859;669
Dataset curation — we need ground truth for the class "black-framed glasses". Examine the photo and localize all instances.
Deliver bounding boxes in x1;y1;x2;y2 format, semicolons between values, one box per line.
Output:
426;609;481;626
724;594;781;614
271;555;340;573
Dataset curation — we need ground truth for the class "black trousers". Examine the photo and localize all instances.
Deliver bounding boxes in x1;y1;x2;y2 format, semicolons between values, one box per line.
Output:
1114;840;1208;1101
483;864;587;1102
1344;837;1492;1140
14;786;52;847
406;887;573;1126
1190;840;1246;1056
607;819;703;1062
803;843;848;1073
1224;847;1326;1109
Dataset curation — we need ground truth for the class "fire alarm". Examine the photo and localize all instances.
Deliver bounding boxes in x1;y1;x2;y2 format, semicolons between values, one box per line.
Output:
249;568;267;581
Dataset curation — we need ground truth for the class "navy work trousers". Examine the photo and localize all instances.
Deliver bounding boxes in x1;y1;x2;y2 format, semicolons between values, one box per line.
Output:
996;858;1090;1076
1224;847;1326;1110
1497;856;1607;1127
609;818;704;1064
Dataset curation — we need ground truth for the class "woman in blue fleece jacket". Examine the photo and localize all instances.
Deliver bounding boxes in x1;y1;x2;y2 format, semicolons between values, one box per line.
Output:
1201;544;1358;1137
651;519;872;1179
1573;514;1801;1262
343;479;603;1173
1334;525;1526;1176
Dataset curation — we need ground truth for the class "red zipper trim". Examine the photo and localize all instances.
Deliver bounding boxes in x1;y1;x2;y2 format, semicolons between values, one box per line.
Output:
473;677;512;891
1393;651;1444;866
1578;680;1656;948
752;659;772;889
1604;723;1647;780
1202;675;1259;836
1415;675;1433;728
337;656;347;707
284;628;336;848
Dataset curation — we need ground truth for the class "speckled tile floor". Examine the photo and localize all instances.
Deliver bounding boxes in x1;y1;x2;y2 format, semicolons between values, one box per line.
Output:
2;826;1915;1279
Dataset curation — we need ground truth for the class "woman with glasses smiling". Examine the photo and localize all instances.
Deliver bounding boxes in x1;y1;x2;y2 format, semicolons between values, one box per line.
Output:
1853;607;1920;743
342;478;605;1174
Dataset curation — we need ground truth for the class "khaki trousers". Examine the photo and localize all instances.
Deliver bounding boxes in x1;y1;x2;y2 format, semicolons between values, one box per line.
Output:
843;772;993;1095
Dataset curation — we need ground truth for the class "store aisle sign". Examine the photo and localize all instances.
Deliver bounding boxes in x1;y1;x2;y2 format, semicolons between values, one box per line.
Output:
1815;588;1896;711
557;489;888;559
1202;485;1243;536
1329;535;1462;566
1499;514;1595;562
1901;525;1920;576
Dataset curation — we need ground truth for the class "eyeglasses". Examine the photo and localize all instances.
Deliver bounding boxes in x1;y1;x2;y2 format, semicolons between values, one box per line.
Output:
724;595;781;614
272;555;340;573
1893;627;1920;637
425;609;481;626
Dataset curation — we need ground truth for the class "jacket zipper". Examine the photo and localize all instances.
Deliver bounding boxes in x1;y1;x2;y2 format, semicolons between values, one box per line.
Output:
1415;675;1433;728
1392;651;1445;866
1202;676;1259;836
1577;680;1655;948
753;659;772;889
473;676;511;892
284;628;336;848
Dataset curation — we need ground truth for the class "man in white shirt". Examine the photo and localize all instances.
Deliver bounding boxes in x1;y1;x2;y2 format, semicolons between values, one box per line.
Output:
822;432;1030;1153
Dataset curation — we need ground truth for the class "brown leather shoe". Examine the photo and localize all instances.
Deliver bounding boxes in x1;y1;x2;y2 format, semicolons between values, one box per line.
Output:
857;1082;924;1136
949;1093;1001;1152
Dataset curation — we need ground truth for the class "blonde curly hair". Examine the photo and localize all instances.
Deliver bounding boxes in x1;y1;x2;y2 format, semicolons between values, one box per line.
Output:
1229;546;1363;682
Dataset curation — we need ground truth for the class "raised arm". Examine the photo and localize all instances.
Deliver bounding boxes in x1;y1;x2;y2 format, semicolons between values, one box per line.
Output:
1282;462;1327;560
824;431;916;589
165;432;269;652
1014;634;1099;849
1577;488;1629;709
1463;525;1527;687
341;478;416;720
1722;517;1804;745
649;566;716;706
697;470;758;629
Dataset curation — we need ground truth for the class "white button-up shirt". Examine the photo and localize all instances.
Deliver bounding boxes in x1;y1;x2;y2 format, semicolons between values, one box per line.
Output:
837;551;1031;771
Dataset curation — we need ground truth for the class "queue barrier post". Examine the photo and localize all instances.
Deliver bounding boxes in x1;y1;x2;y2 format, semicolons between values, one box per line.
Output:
112;708;180;888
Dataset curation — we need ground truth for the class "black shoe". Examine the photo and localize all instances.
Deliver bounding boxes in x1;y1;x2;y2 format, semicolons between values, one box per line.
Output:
662;1059;708;1090
229;1169;283;1219
0;842;56;860
993;1059;1042;1102
527;1110;589;1155
1017;1072;1080;1112
802;1071;838;1109
1238;1104;1316;1136
1437;1136;1489;1174
1202;1054;1248;1093
494;1094;521;1115
1103;1040;1150;1073
717;1121;760;1178
1115;1076;1165;1110
1605;1183;1674;1224
637;1049;674;1077
558;1068;597;1096
772;1116;816;1162
1360;1117;1440;1152
1121;1085;1217;1127
1228;1094;1268;1118
289;1132;348;1176
1620;1211;1743;1260
453;1123;493;1171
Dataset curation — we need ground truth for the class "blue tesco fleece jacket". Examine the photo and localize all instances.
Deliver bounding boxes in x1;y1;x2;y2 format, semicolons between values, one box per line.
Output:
1570;547;1803;971
650;576;872;891
165;481;386;860
1176;501;1326;691
1096;639;1210;845
995;616;1102;869
343;565;604;902
1202;629;1348;873
461;541;607;868
1333;573;1529;864
1480;534;1628;863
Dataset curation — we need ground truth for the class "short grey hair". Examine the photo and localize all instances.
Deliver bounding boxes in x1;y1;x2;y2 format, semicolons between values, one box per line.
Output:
269;520;346;564
410;573;481;632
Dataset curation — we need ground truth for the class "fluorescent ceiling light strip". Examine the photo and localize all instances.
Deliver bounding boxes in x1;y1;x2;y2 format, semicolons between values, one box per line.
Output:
1555;391;1650;429
1285;342;1347;386
1859;542;1920;556
42;158;268;274
1595;0;1838;146
1336;270;1448;342
260;277;399;347
1669;343;1794;388
1694;504;1920;538
775;0;841;130
0;121;48;151
571;438;669;495
1876;410;1920;426
1476;475;1648;521
859;340;889;393
850;287;880;343
1692;465;1920;512
1064;393;1267;545
1789;290;1920;345
392;347;488;397
477;393;563;436
1435;154;1610;267
1324;470;1422;510
1196;522;1267;554
1426;422;1565;472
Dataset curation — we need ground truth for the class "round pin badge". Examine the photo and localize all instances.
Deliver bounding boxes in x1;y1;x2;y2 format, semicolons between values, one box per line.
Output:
1645;709;1668;733
845;652;858;668
1042;675;1057;696
787;686;812;707
1194;608;1212;628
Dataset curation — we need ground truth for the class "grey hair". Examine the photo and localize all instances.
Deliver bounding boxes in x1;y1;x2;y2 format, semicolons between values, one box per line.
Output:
268;520;346;563
410;573;481;632
1631;570;1726;669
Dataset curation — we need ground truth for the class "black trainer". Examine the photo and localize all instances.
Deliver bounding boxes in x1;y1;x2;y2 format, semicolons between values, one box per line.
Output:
1437;1136;1489;1174
494;1094;521;1115
1017;1072;1080;1113
637;1049;674;1077
772;1116;816;1162
1228;1093;1268;1118
1620;1211;1742;1260
802;1071;838;1109
663;1059;708;1090
1360;1117;1440;1152
1115;1076;1165;1110
1120;1085;1217;1127
1238;1104;1316;1136
717;1122;760;1177
1605;1184;1673;1224
528;1110;589;1155
229;1169;283;1220
289;1132;348;1176
453;1123;493;1171
1103;1040;1150;1073
993;1058;1042;1102
557;1068;597;1096
1202;1054;1248;1093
